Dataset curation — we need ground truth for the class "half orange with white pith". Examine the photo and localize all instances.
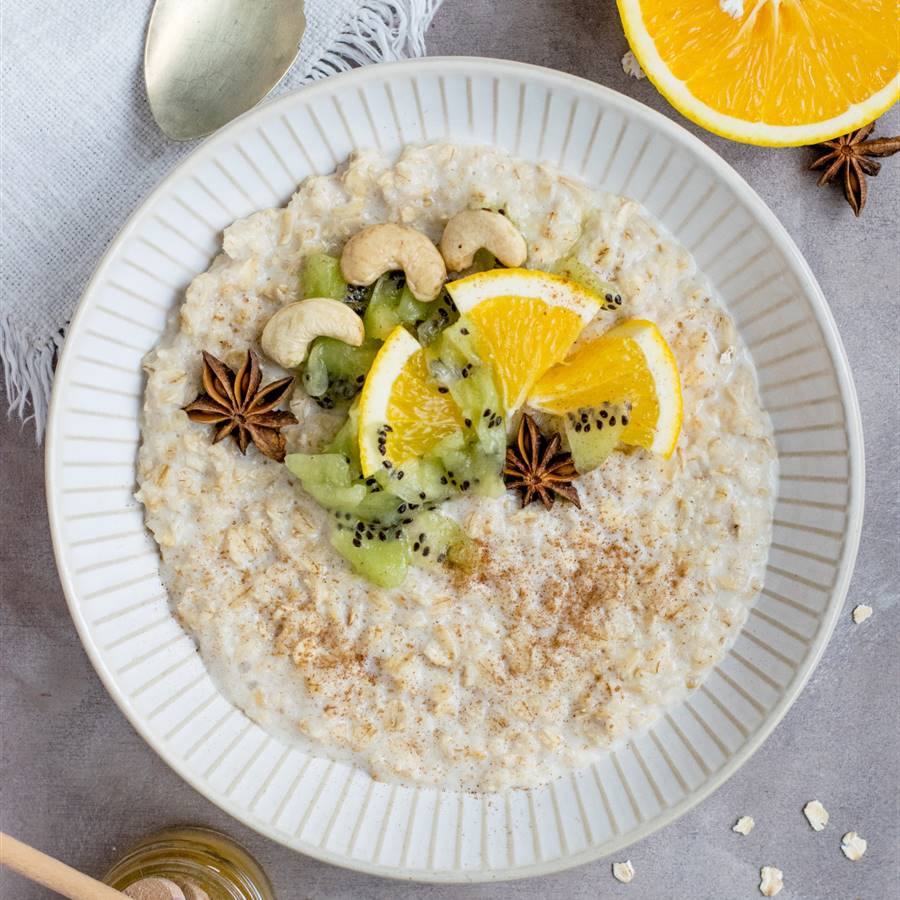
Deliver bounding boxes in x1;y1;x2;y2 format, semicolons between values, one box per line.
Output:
618;0;900;146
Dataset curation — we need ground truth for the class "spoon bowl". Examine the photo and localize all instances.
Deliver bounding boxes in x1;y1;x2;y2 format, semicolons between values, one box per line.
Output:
144;0;306;141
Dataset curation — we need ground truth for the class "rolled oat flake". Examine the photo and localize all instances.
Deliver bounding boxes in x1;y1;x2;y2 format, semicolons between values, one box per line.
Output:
612;859;635;883
841;831;868;861
803;800;829;831
759;866;783;896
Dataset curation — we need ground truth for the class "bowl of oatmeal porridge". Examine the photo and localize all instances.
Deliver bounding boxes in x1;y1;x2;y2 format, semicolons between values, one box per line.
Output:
46;58;863;881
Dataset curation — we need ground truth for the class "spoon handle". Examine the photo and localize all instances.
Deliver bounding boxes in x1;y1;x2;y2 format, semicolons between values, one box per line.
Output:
0;832;126;899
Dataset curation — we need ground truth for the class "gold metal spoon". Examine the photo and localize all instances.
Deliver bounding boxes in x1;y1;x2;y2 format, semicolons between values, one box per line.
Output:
144;0;306;141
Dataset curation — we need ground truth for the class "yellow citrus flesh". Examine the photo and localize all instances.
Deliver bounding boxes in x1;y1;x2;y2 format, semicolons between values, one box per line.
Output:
358;326;463;477
446;268;603;412
618;0;900;146
528;319;683;457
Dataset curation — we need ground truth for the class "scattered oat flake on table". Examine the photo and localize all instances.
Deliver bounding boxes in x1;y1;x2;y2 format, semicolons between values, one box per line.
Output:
803;800;829;831
733;815;755;835
621;51;646;80
612;860;635;883
759;866;784;896
841;831;868;860
852;604;873;624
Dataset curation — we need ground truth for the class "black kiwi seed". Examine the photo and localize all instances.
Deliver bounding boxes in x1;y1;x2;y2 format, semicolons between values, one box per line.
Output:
460;327;470;335
402;517;413;524
600;409;608;419
440;476;448;484
397;470;405;480
622;415;629;425
614;296;623;305
356;374;365;384
596;420;604;429
464;418;472;428
574;422;583;432
609;416;616;426
580;413;588;423
383;461;392;469
418;491;427;500
413;541;420;551
422;546;431;557
438;386;449;394
397;504;408;513
343;284;370;312
378;531;386;541
384;425;393;432
352;538;362;548
461;480;470;491
483;409;491;418
418;533;426;541
584;423;591;432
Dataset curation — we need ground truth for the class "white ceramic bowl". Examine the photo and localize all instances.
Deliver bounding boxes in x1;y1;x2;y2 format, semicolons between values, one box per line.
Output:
46;58;863;882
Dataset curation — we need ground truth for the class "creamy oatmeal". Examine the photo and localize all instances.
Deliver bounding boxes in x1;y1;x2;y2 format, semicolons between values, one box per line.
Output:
136;143;776;792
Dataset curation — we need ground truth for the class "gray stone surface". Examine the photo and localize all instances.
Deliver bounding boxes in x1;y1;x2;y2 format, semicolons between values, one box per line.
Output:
2;1;898;897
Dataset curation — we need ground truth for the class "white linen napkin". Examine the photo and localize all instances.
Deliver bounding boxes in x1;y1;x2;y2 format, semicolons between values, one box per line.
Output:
0;0;441;434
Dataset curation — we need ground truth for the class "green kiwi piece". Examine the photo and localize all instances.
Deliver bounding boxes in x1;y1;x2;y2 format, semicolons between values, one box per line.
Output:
552;254;624;312
301;253;348;300
395;284;430;328
330;525;408;588
435;441;504;499
426;320;506;457
405;510;474;570
413;289;458;346
374;457;452;505
301;344;330;397
285;452;354;486
363;273;404;340
470;248;498;273
324;399;361;476
301;252;373;313
301;337;379;409
351;489;406;525
305;482;368;513
561;401;629;473
285;452;368;513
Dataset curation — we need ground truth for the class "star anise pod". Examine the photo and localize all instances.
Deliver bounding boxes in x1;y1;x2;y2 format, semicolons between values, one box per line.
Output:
183;349;298;462
809;121;900;217
503;413;581;510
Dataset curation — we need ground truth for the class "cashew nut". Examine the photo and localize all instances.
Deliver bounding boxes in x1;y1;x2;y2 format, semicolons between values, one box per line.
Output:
340;224;447;301
439;209;528;272
260;298;364;369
